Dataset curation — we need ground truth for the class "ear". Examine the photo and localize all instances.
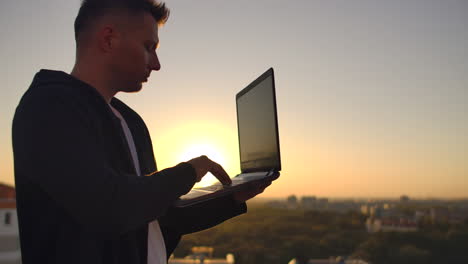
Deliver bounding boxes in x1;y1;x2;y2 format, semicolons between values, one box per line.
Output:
98;26;119;53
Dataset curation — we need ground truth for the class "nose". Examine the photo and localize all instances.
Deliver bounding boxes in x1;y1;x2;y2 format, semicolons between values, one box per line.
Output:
149;53;161;72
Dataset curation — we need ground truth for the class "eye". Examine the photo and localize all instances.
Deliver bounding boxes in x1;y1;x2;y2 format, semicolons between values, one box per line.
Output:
146;44;157;53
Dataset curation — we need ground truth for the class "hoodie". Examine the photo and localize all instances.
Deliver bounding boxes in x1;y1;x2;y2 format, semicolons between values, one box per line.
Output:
12;69;246;264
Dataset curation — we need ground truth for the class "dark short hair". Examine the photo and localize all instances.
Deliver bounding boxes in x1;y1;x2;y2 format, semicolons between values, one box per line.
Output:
74;0;169;42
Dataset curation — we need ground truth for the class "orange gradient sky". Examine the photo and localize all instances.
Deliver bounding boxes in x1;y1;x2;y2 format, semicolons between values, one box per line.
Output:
1;0;467;198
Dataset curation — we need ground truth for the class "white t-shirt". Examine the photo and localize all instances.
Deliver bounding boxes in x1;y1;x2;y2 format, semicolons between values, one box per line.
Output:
110;105;167;264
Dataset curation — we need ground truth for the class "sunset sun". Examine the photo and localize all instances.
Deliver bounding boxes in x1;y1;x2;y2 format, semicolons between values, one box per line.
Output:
178;143;227;187
153;121;240;188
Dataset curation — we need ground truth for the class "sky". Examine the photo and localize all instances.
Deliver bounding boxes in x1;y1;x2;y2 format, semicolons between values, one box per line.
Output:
0;0;467;198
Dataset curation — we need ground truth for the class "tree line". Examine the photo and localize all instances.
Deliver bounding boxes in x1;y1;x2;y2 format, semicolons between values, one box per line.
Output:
174;202;468;264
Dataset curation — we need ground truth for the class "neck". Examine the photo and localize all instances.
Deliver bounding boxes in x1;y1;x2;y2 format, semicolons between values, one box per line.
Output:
70;61;116;104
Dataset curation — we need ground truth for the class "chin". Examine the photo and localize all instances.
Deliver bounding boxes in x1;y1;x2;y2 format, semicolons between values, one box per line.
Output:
123;83;143;93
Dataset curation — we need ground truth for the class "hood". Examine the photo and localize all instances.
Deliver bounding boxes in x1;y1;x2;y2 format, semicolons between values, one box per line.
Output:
31;69;87;88
29;69;109;103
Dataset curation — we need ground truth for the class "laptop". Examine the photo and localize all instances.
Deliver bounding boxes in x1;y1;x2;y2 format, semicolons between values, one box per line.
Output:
174;68;281;207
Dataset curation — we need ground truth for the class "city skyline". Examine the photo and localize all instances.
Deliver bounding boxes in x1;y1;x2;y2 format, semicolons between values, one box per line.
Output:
1;0;467;198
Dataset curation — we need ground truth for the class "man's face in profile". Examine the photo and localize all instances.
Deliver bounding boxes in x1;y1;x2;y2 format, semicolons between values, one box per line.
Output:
110;12;161;93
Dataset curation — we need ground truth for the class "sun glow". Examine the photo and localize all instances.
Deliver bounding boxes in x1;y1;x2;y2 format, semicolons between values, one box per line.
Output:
179;143;228;187
153;121;240;188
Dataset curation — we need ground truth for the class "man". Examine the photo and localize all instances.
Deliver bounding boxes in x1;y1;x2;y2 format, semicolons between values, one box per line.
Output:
12;0;271;263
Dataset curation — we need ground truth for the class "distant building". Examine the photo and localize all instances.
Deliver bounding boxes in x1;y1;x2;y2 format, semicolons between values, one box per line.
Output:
0;183;16;199
169;247;235;264
449;209;468;224
316;198;329;210
287;195;299;209
361;203;399;218
414;210;427;222
380;208;400;218
0;184;21;264
191;246;214;258
400;195;410;203
265;196;339;211
431;207;450;223
360;205;369;215
288;257;369;264
301;196;317;210
366;217;418;233
266;200;287;209
431;207;468;224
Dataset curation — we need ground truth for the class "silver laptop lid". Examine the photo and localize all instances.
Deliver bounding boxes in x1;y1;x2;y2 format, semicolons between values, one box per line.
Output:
236;68;281;173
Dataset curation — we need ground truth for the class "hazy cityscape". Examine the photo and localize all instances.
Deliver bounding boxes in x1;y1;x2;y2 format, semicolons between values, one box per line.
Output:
268;194;468;232
2;182;468;263
174;195;468;264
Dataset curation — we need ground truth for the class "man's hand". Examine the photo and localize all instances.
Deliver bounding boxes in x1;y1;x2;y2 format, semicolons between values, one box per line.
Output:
233;180;272;202
187;155;232;185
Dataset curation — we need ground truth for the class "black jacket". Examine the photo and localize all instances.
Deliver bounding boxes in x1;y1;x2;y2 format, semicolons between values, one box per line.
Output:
12;70;246;264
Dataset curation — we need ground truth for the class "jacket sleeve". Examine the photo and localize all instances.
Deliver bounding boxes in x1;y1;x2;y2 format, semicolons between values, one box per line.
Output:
159;195;247;256
12;90;197;239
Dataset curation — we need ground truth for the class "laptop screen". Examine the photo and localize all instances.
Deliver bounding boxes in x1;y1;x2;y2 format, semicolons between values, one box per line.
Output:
236;68;281;173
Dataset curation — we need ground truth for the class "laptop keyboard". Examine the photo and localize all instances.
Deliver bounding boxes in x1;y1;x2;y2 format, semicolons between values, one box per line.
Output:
194;184;226;192
193;171;271;192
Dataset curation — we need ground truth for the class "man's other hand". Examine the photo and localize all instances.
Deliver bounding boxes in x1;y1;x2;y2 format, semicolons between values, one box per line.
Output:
187;155;232;185
233;180;272;202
